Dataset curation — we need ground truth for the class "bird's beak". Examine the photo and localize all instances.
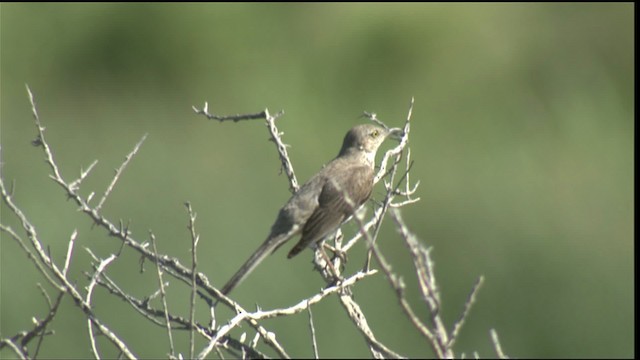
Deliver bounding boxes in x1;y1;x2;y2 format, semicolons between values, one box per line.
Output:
386;127;404;141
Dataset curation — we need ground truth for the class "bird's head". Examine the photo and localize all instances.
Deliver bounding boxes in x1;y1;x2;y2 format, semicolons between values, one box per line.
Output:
338;124;403;165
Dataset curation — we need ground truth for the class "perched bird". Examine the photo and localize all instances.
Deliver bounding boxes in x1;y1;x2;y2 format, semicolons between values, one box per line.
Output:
220;124;400;295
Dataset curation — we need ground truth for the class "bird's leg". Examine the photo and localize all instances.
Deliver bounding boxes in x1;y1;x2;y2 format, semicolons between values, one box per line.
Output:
312;245;343;286
317;246;353;296
322;242;348;265
326;230;349;266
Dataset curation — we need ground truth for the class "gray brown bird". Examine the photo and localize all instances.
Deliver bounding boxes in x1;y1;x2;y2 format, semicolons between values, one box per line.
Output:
220;124;400;295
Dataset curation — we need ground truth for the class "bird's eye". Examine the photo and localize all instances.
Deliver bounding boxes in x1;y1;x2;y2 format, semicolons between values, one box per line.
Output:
372;130;379;137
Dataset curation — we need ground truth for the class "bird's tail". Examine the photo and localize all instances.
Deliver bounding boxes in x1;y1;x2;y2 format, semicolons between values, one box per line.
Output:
220;233;290;295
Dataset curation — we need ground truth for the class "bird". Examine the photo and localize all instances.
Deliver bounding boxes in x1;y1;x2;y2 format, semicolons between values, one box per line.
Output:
220;123;400;295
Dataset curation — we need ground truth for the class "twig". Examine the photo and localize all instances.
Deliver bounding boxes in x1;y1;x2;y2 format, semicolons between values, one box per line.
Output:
69;159;98;193
0;287;64;357
491;329;509;359
32;286;63;358
0;339;27;359
449;276;485;348
0;224;62;292
26;85;67;188
373;97;413;184
186;202;200;359
86;252;117;359
150;231;176;358
62;229;78;277
262;109;298;192
307;302;320;359
192;102;267;122
338;294;404;359
364;149;408;270
95;133;148;213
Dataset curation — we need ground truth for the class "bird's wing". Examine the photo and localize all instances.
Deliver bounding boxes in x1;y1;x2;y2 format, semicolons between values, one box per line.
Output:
287;164;373;258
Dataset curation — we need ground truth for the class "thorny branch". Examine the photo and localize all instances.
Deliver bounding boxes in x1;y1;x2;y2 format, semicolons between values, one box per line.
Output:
0;88;508;359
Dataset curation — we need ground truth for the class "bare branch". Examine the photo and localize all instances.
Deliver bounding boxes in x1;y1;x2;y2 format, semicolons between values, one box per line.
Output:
449;276;485;348
150;231;176;358
197;270;375;359
1;86;140;359
86;252;117;359
88;270;269;359
192;102;268;122
3;90;506;359
338;294;405;359
0;288;64;357
185;202;200;359
373;97;413;184
69;159;98;193
307;302;320;359
26;85;67;188
0;338;28;359
263;109;298;192
33;286;63;358
358;220;432;357
62;229;78;277
95;133;148;213
0;224;63;292
389;208;453;358
491;329;509;359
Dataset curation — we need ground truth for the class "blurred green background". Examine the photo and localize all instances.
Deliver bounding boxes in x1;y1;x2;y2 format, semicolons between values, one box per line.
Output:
0;3;633;358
